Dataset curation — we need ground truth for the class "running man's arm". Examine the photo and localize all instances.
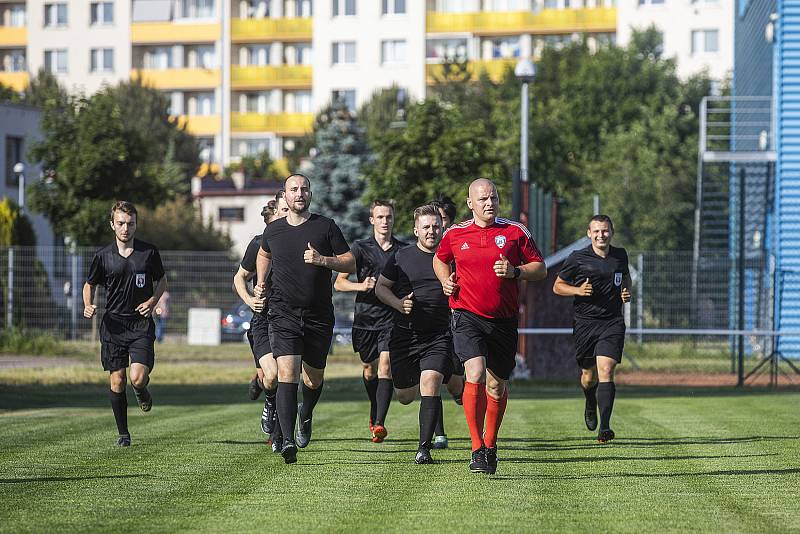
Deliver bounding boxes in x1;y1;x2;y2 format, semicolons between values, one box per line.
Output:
305;245;356;273
375;275;412;315
553;276;591;297
514;260;547;281
233;266;265;312
136;276;167;318
82;282;97;318
254;248;272;298
621;274;632;303
334;271;374;292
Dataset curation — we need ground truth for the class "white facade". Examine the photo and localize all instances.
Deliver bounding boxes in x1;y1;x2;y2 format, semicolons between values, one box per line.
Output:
26;0;132;94
616;0;733;81
312;0;426;110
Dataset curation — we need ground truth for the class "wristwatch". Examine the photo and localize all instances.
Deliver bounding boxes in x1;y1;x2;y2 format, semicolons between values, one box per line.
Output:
512;266;521;279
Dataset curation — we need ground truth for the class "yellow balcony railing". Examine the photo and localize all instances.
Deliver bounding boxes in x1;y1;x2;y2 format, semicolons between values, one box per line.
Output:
426;7;616;35
231;17;312;43
131;68;220;90
174;115;220;136
426;59;517;84
230;112;313;136
131;22;220;44
0;71;28;91
231;65;311;89
0;27;26;47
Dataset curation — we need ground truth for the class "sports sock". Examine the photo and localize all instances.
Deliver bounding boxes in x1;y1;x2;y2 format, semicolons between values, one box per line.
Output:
374;378;393;426
462;381;487;452
265;386;276;400
419;396;441;448
363;376;379;423
109;389;129;437
433;407;445;436
597;381;616;430
276;381;298;442
299;382;324;422
483;389;508;449
583;383;598;411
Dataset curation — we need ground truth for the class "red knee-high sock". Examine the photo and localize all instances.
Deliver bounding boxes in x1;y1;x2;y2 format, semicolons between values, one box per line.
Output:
484;389;508;449
462;381;487;451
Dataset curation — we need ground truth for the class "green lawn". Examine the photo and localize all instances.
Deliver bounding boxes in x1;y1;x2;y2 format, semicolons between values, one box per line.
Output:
1;366;799;533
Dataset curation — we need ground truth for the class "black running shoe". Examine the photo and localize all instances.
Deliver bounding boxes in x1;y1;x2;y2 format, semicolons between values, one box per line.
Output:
414;447;434;465
597;428;615;444
248;376;263;401
133;387;152;412
485;447;498;475
281;439;298;464
469;447;490;473
296;403;312;448
261;395;276;435
584;404;598;431
116;434;131;447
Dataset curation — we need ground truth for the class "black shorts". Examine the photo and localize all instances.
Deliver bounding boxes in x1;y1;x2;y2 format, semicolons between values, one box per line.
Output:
574;316;625;369
268;304;334;369
248;312;272;367
389;326;454;390
99;314;155;372
451;309;517;381
449;348;465;378
352;326;392;364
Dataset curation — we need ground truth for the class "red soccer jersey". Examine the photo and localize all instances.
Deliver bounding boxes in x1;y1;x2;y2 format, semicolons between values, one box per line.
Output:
436;217;544;319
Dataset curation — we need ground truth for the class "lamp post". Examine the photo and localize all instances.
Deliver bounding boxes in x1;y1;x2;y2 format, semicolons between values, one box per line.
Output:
514;59;536;222
13;162;25;214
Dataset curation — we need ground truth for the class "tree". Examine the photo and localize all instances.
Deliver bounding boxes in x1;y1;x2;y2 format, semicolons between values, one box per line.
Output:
223;150;282;182
0;198;35;246
357;85;408;149
364;100;505;233
22;69;69;110
135;197;232;251
306;101;373;242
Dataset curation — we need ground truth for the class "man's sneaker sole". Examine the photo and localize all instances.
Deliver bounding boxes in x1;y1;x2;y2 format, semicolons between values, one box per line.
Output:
432;435;449;449
281;442;298;464
248;377;263;401
597;429;615;444
469;447;490;473
414;448;434;464
116;435;131;447
371;424;387;443
485;447;498;475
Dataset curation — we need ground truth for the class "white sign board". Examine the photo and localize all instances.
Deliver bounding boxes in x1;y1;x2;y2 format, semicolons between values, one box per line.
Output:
187;308;221;346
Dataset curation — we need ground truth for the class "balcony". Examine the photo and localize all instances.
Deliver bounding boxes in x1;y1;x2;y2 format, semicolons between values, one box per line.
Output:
426;59;517;84
231;65;311;90
0;71;28;91
230;112;313;136
131;22;220;44
0;27;25;47
131;68;220;90
231;18;312;43
174;115;220;136
426;7;616;36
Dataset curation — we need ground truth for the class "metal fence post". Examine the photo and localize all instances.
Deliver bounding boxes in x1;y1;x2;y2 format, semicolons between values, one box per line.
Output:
70;251;78;341
637;253;643;344
6;247;13;330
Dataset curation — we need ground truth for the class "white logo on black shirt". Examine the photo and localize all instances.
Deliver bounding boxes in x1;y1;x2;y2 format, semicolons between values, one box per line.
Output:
135;273;146;288
614;272;622;286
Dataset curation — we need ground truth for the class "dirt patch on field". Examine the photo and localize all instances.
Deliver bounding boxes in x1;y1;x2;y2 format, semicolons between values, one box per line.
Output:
617;371;800;388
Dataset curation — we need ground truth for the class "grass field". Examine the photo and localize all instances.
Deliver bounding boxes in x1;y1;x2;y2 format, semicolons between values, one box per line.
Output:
1;346;800;533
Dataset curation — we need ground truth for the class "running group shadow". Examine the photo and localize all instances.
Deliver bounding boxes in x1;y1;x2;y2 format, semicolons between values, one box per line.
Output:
492;467;800;481
0;474;154;484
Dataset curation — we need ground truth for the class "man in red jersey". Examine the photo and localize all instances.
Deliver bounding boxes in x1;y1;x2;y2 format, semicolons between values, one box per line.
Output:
433;179;547;474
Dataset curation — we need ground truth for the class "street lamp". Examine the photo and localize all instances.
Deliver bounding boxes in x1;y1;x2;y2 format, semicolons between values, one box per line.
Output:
514;59;536;221
13;162;25;215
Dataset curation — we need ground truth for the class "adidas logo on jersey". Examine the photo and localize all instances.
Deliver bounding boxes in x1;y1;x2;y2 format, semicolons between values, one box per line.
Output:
461;242;469;250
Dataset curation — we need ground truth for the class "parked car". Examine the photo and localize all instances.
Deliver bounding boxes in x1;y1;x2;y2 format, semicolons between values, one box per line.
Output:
221;302;253;343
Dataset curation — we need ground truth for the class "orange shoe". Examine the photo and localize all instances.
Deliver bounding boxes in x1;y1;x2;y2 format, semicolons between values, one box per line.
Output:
371;424;388;443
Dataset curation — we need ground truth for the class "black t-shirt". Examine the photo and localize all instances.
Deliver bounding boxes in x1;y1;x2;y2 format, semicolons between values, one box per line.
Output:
558;245;630;320
351;236;406;330
260;214;350;310
86;239;165;320
240;234;273;314
381;244;449;333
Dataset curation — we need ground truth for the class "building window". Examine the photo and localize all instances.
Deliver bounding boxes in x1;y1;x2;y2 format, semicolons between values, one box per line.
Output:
143;47;172;69
295;0;312;17
8;5;26;27
430;0;470;12
218;207;245;222
243;0;270;18
543;0;558;8
691;29;719;54
332;89;356;110
332;0;356;16
381;40;407;64
426;38;468;61
243;44;270;66
90;2;114;25
382;0;406;14
285;90;312;113
187;92;216;115
486;0;527;9
44;49;68;73
198;137;214;162
180;0;214;19
1;50;26;72
332;42;356;65
44;3;68;27
232;138;273;158
483;36;520;59
186;45;216;68
5;136;23;187
90;48;114;72
638;0;665;4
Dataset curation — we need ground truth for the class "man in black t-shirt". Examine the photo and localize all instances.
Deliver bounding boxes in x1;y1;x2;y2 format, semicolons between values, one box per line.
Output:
233;193;288;451
83;201;167;447
334;199;405;443
553;215;631;443
375;205;453;465
254;174;355;464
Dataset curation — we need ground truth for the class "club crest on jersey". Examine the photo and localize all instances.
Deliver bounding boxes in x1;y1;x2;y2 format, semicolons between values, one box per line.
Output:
494;235;506;249
135;273;146;288
614;272;622;286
